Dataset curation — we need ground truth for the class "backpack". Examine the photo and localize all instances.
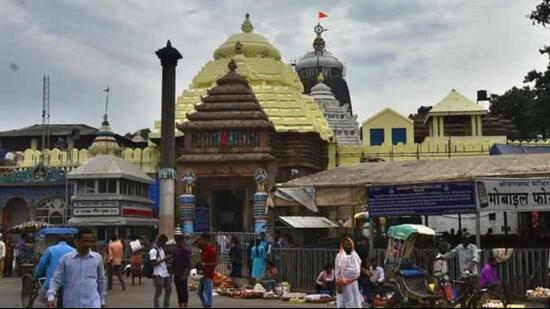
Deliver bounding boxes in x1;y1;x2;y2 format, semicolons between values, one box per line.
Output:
143;246;160;279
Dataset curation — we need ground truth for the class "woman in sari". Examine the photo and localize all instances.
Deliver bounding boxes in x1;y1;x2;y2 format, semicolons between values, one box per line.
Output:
335;237;363;308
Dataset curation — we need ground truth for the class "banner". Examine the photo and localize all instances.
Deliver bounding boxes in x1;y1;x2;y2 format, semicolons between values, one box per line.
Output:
73;207;120;217
477;178;550;212
368;182;477;217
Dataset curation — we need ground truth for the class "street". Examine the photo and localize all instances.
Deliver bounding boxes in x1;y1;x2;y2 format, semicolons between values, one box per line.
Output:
0;277;330;308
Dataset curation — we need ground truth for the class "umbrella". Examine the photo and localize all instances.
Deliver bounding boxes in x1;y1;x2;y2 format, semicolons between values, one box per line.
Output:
9;221;52;233
343;212;369;228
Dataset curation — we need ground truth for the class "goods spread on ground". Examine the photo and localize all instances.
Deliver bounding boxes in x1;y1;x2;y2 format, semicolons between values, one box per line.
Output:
526;287;550;298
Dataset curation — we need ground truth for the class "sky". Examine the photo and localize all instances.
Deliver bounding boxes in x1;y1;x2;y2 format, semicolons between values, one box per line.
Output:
0;0;548;135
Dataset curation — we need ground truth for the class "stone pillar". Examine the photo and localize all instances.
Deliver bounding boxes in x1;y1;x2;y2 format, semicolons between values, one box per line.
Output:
253;169;269;234
477;115;483;136
179;194;196;234
253;192;268;234
471;115;477;136
179;170;197;234
156;40;182;238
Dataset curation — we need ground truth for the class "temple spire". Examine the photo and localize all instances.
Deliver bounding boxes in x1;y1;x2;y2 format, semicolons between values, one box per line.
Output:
242;13;254;33
103;86;110;125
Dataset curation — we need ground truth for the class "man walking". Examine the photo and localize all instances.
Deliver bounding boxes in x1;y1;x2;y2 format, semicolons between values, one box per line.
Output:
193;234;217;309
108;235;126;291
173;235;191;308
47;229;106;308
35;235;75;307
150;235;172;308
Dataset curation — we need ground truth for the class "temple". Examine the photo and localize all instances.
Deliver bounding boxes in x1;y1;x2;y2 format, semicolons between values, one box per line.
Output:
308;74;361;145
295;22;353;115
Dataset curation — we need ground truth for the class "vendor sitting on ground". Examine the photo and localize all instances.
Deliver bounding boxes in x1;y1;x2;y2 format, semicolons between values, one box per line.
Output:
364;257;385;305
260;262;279;292
315;263;336;296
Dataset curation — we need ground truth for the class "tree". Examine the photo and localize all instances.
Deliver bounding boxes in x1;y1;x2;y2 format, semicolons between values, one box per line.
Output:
530;0;550;27
491;1;550;139
490;87;537;139
525;1;550;137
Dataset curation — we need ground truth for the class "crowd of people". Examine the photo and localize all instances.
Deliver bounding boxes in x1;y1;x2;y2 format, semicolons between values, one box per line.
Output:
0;228;517;308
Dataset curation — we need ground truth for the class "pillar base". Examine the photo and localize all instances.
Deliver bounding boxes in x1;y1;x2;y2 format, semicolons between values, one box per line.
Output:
159;177;175;238
253;192;268;234
179;194;196;234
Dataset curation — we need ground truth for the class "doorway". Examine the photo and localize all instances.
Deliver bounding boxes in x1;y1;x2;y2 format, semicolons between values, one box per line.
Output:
3;198;30;238
213;189;244;232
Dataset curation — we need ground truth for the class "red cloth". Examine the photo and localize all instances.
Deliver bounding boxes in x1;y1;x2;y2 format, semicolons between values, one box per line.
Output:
319;11;328;18
220;131;230;149
200;244;217;280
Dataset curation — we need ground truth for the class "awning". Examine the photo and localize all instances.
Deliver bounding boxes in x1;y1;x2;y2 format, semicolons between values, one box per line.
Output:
278;216;339;229
274;187;318;213
68;217;158;227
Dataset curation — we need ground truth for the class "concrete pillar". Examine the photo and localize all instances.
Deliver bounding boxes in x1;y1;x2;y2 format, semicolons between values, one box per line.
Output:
432;117;438;137
471;115;477;136
178;194;196;234
439;116;445;137
253;192;268;234
156;40;182;238
477;115;483;136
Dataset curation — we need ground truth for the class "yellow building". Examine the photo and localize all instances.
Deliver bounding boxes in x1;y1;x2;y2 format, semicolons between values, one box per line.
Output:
362;108;414;147
336;90;509;165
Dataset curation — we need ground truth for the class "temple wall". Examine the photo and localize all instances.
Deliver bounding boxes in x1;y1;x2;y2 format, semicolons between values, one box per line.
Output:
7;146;160;174
332;137;549;168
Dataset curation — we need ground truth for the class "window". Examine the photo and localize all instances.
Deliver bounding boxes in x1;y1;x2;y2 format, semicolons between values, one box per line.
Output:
49;212;64;225
370;129;385;146
35;198;68;225
392;128;407;145
107;180;117;194
489;213;497;221
98;180;107;193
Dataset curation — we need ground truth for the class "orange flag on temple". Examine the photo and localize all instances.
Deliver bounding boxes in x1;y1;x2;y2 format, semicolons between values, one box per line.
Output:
319;11;328;19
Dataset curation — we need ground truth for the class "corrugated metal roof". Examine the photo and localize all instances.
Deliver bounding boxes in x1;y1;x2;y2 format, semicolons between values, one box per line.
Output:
279;153;550;189
278;216;339;229
0;124;98;137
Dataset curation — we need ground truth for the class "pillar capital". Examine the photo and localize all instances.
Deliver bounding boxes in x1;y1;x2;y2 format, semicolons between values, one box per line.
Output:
156;40;182;67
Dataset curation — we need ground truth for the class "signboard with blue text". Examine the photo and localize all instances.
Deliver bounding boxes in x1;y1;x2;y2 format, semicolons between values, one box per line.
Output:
368;182;477;217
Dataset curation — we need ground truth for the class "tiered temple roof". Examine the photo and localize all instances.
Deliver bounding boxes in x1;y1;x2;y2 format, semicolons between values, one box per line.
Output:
309;74;361;145
160;14;333;142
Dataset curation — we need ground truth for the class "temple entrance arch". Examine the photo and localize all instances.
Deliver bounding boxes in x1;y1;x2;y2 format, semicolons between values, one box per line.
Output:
213;189;245;232
3;197;30;232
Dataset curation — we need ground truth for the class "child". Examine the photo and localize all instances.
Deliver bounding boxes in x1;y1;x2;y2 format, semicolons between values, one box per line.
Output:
130;251;143;286
433;242;453;302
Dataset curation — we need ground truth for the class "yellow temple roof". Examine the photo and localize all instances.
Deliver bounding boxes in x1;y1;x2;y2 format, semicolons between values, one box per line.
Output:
173;14;333;141
429;89;487;116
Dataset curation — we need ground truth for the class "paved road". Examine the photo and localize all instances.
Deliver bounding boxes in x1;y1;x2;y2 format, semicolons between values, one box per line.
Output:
0;277;331;308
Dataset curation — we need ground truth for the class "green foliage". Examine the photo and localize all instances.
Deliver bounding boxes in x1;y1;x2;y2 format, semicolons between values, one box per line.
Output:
491;1;550;139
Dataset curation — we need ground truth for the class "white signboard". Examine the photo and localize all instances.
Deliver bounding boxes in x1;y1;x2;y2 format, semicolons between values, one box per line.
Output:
477;178;550;212
73;207;120;217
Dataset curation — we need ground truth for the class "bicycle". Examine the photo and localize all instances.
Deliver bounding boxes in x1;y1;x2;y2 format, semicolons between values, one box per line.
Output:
433;272;506;308
21;275;45;308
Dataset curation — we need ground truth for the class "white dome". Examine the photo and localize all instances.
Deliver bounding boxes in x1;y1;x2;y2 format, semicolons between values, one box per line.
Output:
295;50;344;71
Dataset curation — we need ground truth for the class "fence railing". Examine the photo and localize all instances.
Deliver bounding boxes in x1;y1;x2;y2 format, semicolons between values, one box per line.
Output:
267;247;550;297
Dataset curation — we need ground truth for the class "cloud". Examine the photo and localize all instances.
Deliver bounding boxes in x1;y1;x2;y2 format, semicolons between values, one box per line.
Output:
0;0;548;137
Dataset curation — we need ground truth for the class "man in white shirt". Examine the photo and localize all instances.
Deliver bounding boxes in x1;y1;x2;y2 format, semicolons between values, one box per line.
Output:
150;235;172;308
0;234;5;278
443;234;480;275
